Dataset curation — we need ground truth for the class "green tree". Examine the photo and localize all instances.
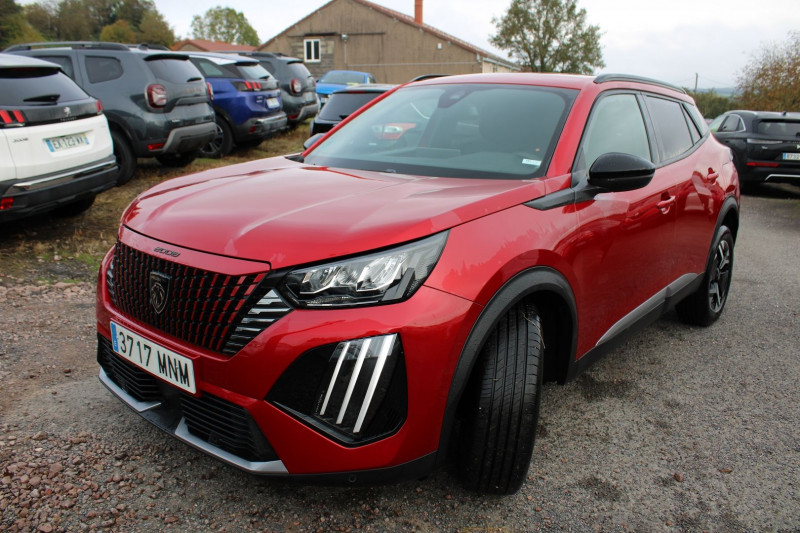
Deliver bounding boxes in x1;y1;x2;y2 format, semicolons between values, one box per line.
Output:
54;0;92;40
190;6;259;46
99;19;135;43
686;89;735;119
1;0;45;47
490;0;604;74
136;10;175;47
24;1;59;40
737;32;800;111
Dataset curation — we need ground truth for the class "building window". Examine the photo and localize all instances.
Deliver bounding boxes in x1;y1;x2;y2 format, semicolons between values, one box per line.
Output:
304;39;321;63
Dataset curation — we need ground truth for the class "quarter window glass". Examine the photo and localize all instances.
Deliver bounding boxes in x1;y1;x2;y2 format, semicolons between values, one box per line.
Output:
684;107;701;144
646;96;693;160
191;58;225;78
304;39;321;63
718;115;743;133
38;55;75;79
85;56;123;84
581;94;651;169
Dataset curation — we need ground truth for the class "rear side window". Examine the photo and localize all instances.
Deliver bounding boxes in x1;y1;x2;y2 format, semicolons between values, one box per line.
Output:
0;67;88;105
36;55;75;79
755;120;800;137
581;93;651;169
85;56;123;84
146;58;203;84
718;115;744;133
319;92;382;120
646;96;694;160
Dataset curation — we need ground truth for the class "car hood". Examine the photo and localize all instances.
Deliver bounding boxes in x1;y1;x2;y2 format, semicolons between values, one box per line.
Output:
122;157;548;267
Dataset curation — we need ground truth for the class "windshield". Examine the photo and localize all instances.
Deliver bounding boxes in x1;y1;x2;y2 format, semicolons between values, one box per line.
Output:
305;83;576;179
319;71;367;85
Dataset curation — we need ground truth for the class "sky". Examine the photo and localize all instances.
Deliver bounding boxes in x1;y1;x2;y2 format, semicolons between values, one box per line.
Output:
63;0;800;89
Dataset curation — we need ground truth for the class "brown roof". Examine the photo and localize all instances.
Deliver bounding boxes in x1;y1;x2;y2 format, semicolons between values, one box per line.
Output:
172;39;256;52
263;0;516;69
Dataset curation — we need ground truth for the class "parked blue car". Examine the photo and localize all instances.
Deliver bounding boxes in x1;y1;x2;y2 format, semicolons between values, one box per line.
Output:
315;70;376;106
186;52;287;157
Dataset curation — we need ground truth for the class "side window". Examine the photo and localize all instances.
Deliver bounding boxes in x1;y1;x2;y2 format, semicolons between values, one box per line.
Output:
39;55;75;79
191;58;225;78
684;106;701;144
304;39;320;63
646;96;694;160
581;93;651;170
719;115;744;133
85;56;123;84
708;115;725;133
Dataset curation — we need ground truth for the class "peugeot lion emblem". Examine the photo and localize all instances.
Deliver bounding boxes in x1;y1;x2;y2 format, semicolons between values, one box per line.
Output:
63;106;71;117
149;272;171;314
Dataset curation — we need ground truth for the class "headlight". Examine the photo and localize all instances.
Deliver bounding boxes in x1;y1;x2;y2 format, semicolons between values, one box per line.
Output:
280;232;447;308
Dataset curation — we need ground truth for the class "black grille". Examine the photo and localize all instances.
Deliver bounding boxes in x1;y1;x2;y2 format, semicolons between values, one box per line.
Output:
182;393;277;462
98;336;277;463
107;241;291;355
98;334;160;402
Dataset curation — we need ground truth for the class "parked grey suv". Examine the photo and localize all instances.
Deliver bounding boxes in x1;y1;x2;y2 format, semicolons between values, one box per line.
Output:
5;42;217;185
228;52;319;127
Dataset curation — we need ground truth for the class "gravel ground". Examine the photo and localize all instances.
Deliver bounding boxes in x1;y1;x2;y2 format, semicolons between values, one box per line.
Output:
1;185;799;532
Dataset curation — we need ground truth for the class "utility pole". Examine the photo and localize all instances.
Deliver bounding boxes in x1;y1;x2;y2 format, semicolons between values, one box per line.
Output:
694;73;698;92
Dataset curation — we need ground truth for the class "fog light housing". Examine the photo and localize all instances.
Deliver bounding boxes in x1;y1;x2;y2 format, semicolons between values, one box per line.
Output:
268;334;407;445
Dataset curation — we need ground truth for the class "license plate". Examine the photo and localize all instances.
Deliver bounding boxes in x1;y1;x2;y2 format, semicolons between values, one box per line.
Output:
267;97;280;109
45;133;89;152
110;321;196;394
782;153;800;161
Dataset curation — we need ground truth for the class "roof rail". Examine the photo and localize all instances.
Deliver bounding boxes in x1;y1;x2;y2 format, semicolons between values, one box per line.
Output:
4;41;130;52
131;43;169;51
594;73;686;94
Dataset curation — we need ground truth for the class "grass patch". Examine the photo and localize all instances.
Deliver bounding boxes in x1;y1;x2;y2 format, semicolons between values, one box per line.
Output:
0;127;308;285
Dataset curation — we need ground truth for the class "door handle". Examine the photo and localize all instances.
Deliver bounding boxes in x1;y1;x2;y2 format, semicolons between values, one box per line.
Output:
657;196;676;214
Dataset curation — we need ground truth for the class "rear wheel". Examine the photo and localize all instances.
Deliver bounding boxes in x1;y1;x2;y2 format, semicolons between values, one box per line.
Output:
199;118;233;158
459;301;543;494
677;225;734;326
111;130;136;185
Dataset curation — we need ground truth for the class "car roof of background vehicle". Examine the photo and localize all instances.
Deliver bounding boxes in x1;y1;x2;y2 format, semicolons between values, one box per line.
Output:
726;109;800;120
0;52;62;69
330;83;396;95
4;41;191;60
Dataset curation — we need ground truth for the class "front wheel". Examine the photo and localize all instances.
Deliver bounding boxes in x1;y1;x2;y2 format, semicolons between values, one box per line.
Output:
677;225;734;326
459;301;543;494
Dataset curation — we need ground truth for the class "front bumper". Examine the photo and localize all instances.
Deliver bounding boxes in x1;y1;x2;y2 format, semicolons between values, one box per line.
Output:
95;235;477;479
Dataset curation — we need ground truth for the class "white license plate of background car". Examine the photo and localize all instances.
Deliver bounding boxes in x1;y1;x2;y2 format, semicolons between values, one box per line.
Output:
110;321;196;394
45;133;89;152
267;97;279;108
782;153;800;161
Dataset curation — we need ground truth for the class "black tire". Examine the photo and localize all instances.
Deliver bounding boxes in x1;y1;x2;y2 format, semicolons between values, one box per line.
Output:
237;138;264;149
459;301;543;494
54;195;95;217
199;118;234;158
676;225;734;326
111;130;136;186
156;150;199;168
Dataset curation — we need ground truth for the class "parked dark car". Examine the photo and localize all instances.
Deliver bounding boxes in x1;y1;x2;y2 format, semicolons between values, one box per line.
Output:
316;70;376;106
710;110;800;190
228;52;318;128
309;84;394;137
4;42;217;185
0;53;116;221
186;52;287;157
96;73;739;495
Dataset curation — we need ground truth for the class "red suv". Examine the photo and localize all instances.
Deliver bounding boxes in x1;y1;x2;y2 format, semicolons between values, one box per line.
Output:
96;73;739;494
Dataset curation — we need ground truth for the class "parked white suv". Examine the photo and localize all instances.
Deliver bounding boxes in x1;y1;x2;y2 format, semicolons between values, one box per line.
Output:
0;54;116;222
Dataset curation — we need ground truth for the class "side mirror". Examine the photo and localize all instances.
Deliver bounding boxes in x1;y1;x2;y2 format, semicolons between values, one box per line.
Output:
588;152;655;192
303;133;325;150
